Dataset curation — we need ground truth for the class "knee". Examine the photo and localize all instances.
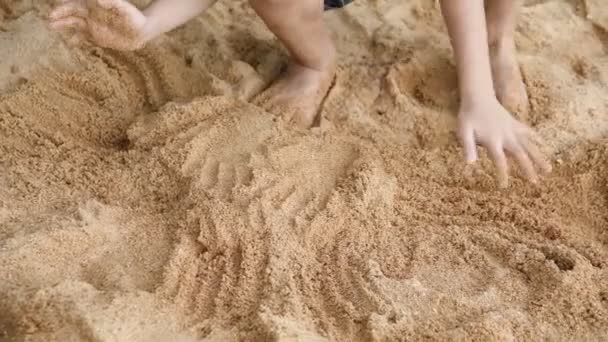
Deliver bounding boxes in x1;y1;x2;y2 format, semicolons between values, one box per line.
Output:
249;0;288;12
250;0;310;20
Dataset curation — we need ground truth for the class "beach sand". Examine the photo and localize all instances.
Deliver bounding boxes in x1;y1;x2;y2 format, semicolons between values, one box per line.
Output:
1;0;607;340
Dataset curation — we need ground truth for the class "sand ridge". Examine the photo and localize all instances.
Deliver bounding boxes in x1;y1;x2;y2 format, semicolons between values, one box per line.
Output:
1;0;608;341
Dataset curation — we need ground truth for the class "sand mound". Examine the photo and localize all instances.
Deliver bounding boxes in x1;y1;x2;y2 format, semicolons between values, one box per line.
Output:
1;0;608;341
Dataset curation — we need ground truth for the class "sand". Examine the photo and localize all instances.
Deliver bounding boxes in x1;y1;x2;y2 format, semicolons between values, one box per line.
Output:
1;0;607;340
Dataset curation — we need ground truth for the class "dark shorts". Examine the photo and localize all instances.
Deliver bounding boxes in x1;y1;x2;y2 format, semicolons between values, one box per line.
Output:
324;0;353;10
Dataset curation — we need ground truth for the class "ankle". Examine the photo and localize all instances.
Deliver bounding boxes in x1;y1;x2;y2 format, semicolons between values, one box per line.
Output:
488;33;515;56
321;45;337;71
293;43;337;73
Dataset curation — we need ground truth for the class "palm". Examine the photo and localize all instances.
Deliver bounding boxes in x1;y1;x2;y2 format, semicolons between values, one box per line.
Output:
50;0;149;51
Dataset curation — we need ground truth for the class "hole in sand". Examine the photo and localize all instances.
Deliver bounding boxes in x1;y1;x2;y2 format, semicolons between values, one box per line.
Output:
541;247;576;271
184;55;193;66
113;137;131;151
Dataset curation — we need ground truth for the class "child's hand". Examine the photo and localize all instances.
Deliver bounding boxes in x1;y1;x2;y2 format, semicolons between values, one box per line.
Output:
458;98;552;188
49;0;151;51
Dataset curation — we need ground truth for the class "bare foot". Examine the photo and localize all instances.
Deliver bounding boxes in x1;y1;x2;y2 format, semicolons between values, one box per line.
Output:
490;41;529;117
255;59;336;129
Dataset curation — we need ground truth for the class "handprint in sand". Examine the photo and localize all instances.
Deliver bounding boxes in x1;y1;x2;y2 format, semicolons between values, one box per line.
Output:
181;106;276;201
246;136;358;226
128;98;276;201
49;0;150;50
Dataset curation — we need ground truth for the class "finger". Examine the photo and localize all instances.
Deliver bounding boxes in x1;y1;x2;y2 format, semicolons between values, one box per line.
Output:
49;2;88;20
96;0;118;9
49;16;87;31
509;144;539;184
96;0;136;15
521;137;552;174
458;124;478;163
488;143;509;188
95;0;145;26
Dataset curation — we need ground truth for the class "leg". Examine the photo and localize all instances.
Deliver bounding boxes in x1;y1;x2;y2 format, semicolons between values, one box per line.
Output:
485;0;529;116
250;0;337;128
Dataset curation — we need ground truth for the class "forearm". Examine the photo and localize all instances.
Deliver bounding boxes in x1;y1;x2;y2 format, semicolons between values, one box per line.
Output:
142;0;217;41
440;0;495;105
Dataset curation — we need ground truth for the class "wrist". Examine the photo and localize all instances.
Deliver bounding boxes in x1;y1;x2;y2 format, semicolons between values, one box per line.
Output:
459;93;498;112
457;63;496;107
459;85;496;108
